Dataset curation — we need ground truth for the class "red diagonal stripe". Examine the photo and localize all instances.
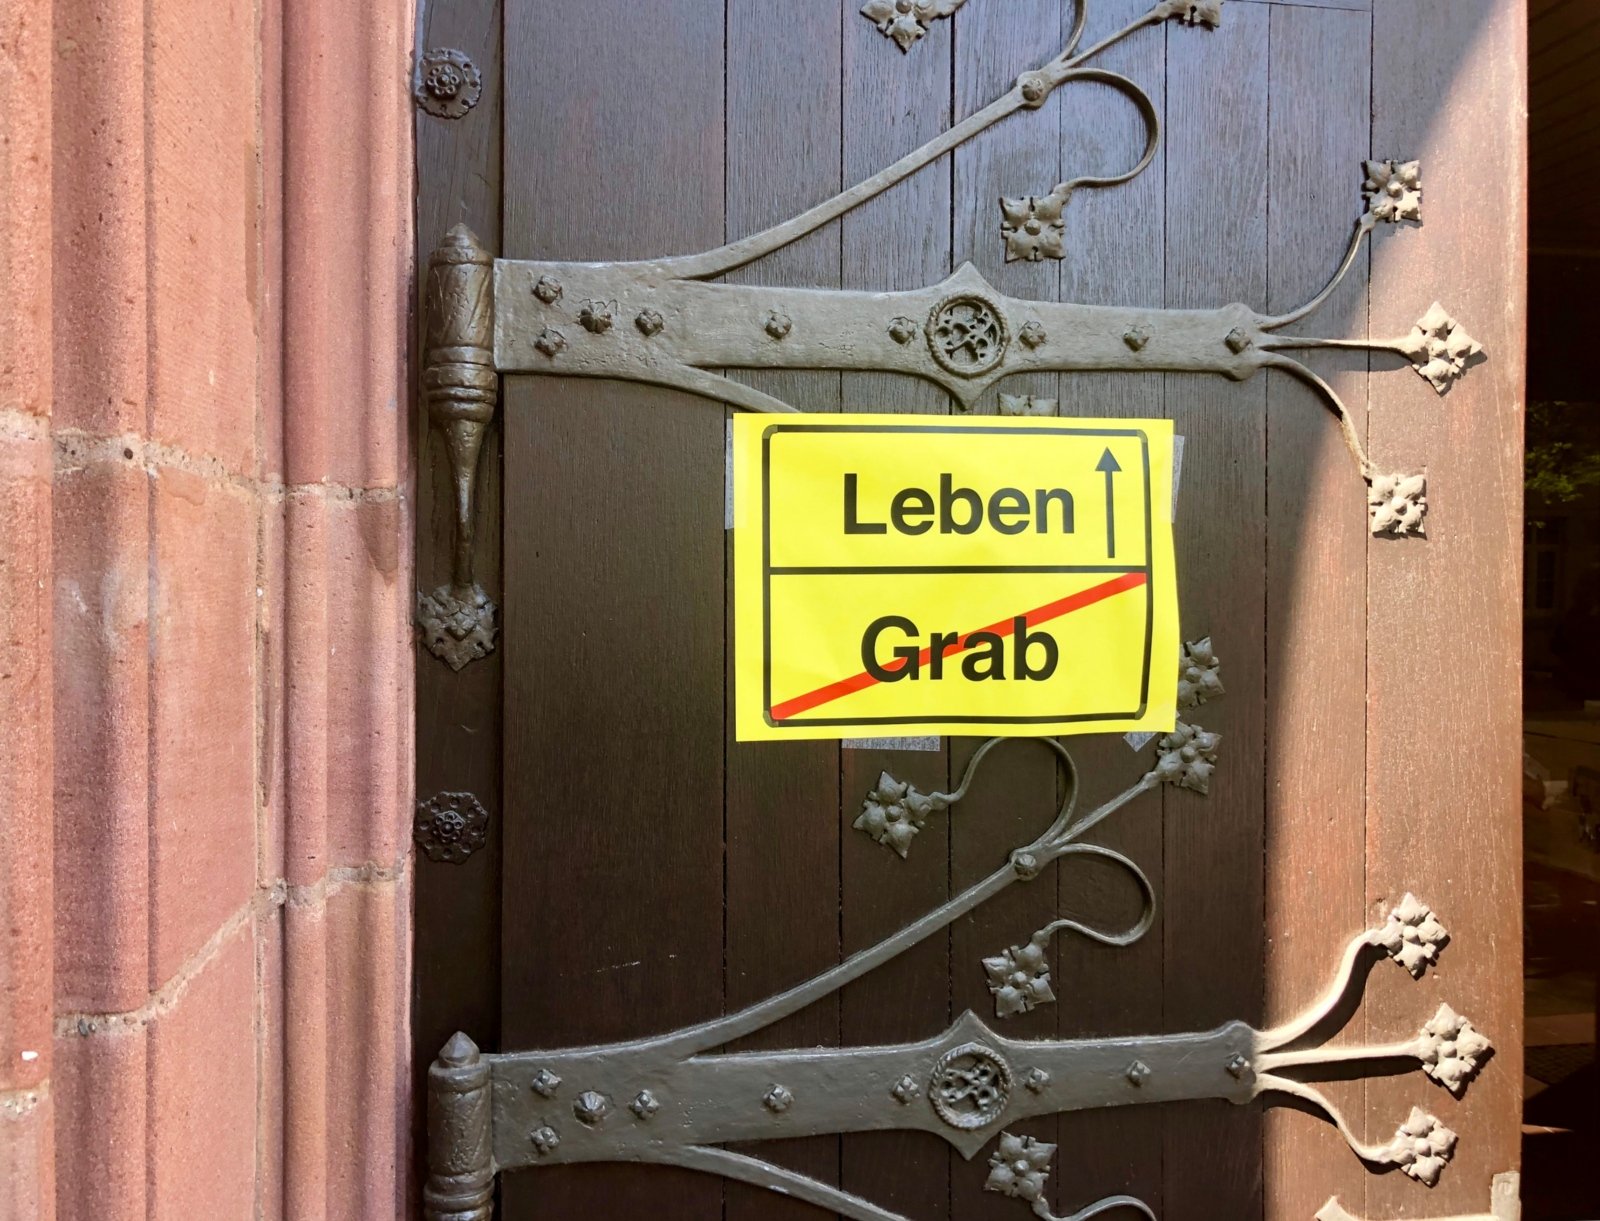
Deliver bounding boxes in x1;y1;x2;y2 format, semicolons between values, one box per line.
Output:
769;571;1148;721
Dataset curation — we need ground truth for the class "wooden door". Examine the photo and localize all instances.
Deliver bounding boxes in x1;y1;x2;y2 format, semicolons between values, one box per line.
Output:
412;2;1526;1219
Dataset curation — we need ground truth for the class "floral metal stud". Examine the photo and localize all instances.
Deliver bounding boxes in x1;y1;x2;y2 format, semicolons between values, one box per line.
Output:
532;275;563;304
1023;1067;1051;1094
763;1084;794;1113
888;315;919;345
891;1074;921;1104
763;310;793;340
983;933;1055;1018
1018;320;1048;350
530;1125;561;1155
998;393;1055;417
573;1091;611;1125
635;308;664;337
1000;190;1067;263
578;300;614;334
530;1067;562;1099
414;791;490;864
1417;1003;1491;1096
854;771;945;858
1148;722;1221;794
860;0;968;53
1177;637;1224;710
534;327;566;358
1368;471;1427;537
1376;894;1448;978
1400;302;1482;394
984;1131;1055;1203
1177;0;1223;27
1225;1053;1251;1079
415;48;482;120
630;1090;660;1120
1362;159;1422;224
417;583;498;670
1126;1060;1151;1087
1382;1107;1457;1186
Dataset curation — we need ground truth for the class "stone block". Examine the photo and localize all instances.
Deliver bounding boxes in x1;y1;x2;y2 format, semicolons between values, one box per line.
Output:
51;0;148;438
148;468;257;986
53;1021;146;1221
326;495;407;868
147;0;258;475
0;431;52;1091
52;459;149;1012
147;925;256;1221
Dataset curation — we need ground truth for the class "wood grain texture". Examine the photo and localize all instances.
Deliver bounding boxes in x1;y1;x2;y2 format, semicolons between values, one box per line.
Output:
950;3;1065;1217
723;3;844;1217
1365;0;1525;1213
411;0;503;1193
499;1;726;1217
839;6;954;1215
1053;0;1169;1211
1261;7;1371;1217
1162;9;1269;1219
410;3;1531;1217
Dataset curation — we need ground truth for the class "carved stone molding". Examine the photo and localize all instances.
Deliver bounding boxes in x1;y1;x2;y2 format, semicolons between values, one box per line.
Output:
860;0;968;52
414;791;491;864
415;48;482;120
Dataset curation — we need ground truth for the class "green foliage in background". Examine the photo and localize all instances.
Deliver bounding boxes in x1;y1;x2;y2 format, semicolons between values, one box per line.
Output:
1527;401;1600;505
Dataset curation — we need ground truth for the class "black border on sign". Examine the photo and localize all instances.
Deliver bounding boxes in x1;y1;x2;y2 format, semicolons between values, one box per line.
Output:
759;422;1157;728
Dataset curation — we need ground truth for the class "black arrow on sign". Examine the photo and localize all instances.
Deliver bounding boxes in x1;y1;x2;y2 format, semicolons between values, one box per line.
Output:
1096;447;1122;558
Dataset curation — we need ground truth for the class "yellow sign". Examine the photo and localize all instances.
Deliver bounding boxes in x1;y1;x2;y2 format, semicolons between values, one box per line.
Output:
732;414;1179;741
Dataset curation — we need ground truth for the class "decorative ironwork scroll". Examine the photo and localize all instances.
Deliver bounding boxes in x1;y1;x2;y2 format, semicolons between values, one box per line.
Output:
422;639;1493;1220
420;0;1488;666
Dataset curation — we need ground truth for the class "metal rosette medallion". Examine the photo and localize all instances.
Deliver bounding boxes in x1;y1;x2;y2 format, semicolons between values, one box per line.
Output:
929;1041;1013;1131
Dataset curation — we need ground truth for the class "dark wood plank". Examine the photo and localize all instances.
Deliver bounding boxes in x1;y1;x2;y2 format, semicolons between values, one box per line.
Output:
411;0;503;1191
839;5;954;1215
1162;8;1269;1219
722;3;844;1217
949;4;1064;1218
1053;0;1170;1212
1365;1;1525;1213
499;2;726;1217
1261;7;1372;1217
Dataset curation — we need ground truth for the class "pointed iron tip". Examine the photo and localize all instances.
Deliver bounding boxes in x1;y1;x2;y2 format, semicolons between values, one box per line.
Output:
439;1030;481;1066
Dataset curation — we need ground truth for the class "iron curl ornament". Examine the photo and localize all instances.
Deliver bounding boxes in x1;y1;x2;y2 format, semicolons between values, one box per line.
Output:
420;0;1489;666
422;638;1494;1221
